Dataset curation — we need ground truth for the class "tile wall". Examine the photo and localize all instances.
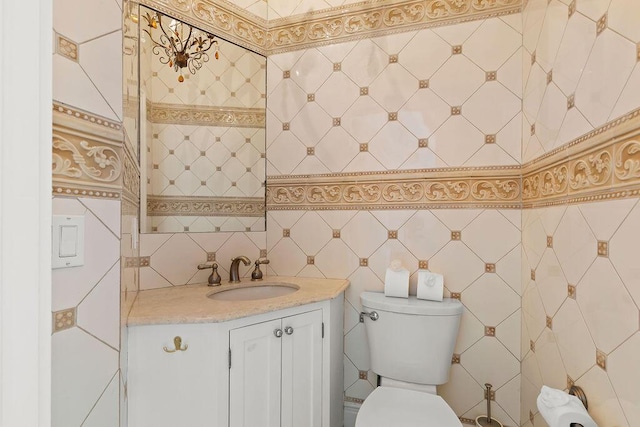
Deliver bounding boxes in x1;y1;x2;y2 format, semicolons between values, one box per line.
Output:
52;0;127;426
265;16;524;425
521;0;640;426
52;196;122;427
266;16;523;174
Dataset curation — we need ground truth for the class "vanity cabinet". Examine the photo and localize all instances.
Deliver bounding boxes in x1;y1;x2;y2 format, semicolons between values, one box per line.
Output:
128;296;344;427
229;310;322;427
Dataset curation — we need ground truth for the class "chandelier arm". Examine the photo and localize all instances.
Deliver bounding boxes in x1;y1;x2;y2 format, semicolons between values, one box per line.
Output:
156;15;180;55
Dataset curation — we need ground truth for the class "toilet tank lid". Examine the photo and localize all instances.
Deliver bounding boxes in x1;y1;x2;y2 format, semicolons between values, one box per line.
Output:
361;292;463;316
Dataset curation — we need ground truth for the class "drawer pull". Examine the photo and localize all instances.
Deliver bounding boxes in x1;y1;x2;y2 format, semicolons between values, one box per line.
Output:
163;336;188;353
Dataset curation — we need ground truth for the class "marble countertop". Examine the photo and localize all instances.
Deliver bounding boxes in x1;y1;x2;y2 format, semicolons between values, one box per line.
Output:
127;276;350;325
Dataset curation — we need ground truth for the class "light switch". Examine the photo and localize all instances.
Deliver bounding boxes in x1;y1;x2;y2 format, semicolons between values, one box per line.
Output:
52;215;85;269
59;225;78;257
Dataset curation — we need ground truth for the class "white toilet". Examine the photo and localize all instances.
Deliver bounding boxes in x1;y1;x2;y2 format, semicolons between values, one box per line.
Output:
356;292;464;427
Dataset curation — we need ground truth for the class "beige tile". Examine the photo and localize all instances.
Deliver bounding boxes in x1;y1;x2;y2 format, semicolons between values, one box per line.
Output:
553;206;597;284
345;267;384;311
290;212;332;255
608;332;640;426
576;365;630;427
267;238;307;276
610;202;640;306
495;374;521;425
462;337;519;389
577;258;638;353
553;299;596;379
400;30;451;80
464;18;521;71
575;29;636;127
429;116;484;165
398;89;450;139
463;210;521;262
315;72;359;117
290;49;333;93
52;329;118;427
464;274;520;327
341;39;388;87
314;239;360;279
368;122;419;169
535;328;568;390
340;212;387;258
430;55;485;106
77;262;120;349
437;363;485;416
429;241;485;292
523;282;547;342
536;249;568;316
397;211;451;260
369;65;418;112
496;309;522;360
82;374;119;427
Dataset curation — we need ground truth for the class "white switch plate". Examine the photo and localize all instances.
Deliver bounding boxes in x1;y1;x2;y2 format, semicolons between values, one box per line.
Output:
52;215;85;269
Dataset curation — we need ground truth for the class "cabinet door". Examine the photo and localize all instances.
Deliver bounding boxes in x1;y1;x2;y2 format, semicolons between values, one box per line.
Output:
128;324;217;427
281;310;323;427
229;318;282;427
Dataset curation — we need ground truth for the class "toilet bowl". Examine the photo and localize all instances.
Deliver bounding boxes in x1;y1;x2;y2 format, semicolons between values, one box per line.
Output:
356;292;464;427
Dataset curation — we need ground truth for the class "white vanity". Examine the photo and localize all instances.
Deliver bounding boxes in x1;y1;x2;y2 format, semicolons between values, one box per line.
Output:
127;277;348;427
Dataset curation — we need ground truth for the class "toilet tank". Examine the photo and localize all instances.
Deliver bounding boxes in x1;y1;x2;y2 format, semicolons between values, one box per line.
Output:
360;292;463;385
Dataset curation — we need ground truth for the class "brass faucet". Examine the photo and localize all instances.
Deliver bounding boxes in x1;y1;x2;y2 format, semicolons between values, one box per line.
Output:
229;256;251;283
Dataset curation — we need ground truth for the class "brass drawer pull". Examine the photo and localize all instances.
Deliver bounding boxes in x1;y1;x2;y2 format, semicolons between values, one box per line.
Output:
163;336;188;353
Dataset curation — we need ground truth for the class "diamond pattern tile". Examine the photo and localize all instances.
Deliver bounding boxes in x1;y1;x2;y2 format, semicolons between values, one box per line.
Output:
430;55;485;106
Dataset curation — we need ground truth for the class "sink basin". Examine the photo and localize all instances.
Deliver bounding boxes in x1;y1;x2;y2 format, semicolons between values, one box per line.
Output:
207;282;300;302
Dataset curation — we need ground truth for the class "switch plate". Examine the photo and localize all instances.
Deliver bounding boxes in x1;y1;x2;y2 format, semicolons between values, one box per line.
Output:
52;215;85;269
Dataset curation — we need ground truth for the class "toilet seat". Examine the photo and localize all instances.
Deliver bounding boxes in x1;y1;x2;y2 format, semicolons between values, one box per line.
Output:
355;386;462;427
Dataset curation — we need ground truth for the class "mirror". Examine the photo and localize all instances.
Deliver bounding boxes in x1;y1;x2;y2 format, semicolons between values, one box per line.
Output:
138;5;266;233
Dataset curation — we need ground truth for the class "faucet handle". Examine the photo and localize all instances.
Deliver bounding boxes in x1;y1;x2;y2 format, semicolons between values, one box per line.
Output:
251;258;270;281
197;262;221;286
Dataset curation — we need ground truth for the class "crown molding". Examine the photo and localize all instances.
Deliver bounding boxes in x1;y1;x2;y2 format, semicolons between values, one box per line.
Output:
140;0;523;55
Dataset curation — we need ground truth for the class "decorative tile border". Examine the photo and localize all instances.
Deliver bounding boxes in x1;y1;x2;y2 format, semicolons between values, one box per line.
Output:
268;0;522;53
139;0;269;55
266;168;521;210
122;147;141;206
147;195;265;217
267;109;640;211
52;103;124;200
143;0;522;55
147;102;265;128
522;109;640;208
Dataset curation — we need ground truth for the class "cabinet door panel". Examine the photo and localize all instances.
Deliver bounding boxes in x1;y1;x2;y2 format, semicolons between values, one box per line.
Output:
229;319;282;427
128;325;216;427
281;310;323;427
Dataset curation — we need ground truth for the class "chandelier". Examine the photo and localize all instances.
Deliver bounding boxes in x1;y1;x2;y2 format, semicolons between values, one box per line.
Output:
143;11;219;82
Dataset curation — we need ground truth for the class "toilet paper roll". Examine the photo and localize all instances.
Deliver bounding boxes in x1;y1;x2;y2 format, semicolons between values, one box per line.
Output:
537;386;597;427
416;270;444;302
384;262;409;298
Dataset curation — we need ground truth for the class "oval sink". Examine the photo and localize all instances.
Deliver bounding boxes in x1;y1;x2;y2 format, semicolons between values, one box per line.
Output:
208;282;299;302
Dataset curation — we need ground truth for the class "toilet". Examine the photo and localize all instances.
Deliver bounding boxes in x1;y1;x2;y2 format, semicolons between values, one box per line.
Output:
356;292;464;427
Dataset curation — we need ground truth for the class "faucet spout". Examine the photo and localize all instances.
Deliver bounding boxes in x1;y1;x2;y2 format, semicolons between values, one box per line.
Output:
229;255;251;283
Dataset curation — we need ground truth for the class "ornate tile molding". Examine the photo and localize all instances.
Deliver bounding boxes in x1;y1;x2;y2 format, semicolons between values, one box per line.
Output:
523;108;640;208
270;0;520;54
142;0;522;55
52;103;124;199
140;0;269;55
122;147;141;207
147;195;266;216
147;101;265;128
267;168;521;210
